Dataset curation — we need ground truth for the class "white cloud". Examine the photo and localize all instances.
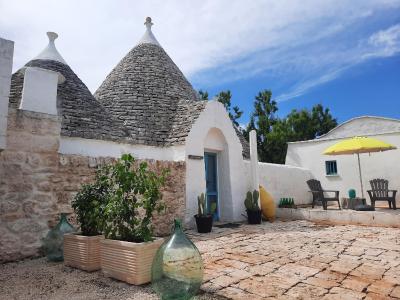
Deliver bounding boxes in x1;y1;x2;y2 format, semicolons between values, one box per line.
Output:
366;24;400;58
0;0;399;96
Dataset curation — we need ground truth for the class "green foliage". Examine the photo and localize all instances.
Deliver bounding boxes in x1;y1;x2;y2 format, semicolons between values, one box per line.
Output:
215;90;243;127
102;154;169;243
245;90;337;164
197;89;243;127
197;193;217;216
72;166;111;236
244;190;260;211
198;90;209;100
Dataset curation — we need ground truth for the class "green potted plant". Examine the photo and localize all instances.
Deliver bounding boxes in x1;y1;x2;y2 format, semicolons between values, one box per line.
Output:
194;193;216;233
64;166;109;271
100;154;169;285
245;190;262;224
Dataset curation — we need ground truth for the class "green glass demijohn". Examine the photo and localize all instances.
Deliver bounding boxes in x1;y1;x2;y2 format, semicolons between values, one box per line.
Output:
151;219;203;300
42;213;75;262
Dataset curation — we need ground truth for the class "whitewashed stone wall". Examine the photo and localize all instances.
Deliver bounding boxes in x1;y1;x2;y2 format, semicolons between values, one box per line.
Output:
256;162;313;205
0;38;14;150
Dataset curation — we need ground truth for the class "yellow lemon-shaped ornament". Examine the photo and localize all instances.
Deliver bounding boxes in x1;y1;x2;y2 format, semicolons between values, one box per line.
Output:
259;185;275;222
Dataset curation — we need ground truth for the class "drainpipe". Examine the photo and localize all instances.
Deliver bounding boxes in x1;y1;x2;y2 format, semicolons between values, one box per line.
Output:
249;130;260;206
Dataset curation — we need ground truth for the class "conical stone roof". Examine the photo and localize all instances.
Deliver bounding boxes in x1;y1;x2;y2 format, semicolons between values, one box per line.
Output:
94;17;206;146
9;33;128;142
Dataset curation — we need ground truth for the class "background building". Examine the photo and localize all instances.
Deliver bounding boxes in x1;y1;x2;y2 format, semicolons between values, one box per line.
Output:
286;116;400;202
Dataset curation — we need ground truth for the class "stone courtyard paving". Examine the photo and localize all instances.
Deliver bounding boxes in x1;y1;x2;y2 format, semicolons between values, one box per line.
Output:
188;220;400;299
1;220;399;299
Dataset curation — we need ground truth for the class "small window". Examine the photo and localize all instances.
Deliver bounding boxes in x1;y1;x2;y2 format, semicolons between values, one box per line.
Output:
325;160;338;175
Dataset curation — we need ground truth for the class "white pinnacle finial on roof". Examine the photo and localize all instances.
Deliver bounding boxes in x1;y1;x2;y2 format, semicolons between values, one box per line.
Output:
33;31;67;64
145;17;153;29
138;17;161;46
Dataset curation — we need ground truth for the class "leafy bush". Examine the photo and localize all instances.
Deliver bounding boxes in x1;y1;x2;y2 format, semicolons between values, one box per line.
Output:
72;166;111;236
103;154;169;243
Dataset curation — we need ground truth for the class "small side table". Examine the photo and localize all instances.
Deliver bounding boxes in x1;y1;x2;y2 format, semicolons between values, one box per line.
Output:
342;197;366;210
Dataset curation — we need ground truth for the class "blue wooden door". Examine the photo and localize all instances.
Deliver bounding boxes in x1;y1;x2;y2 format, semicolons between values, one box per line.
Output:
204;152;219;220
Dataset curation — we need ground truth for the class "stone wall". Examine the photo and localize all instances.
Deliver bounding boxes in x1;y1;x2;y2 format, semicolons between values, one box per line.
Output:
0;109;185;262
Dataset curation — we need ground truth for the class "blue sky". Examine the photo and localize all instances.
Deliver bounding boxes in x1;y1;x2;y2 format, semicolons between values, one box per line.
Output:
1;1;399;126
191;5;400;125
200;53;400;125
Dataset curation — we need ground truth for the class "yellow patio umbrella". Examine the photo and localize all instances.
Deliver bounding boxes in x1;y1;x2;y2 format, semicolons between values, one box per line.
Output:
323;136;397;198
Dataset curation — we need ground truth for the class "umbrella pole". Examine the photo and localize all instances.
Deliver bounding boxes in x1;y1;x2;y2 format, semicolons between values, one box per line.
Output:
357;153;364;198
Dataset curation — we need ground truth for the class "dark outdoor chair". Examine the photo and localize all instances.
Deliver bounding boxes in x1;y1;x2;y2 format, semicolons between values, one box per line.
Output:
367;179;397;210
307;179;341;210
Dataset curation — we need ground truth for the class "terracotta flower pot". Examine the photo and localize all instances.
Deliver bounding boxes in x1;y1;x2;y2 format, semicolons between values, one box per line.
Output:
63;233;103;271
100;238;163;285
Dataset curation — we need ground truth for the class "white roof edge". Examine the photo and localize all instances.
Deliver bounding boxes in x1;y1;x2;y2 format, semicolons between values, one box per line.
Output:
317;115;400;139
33;32;67;64
137;17;161;46
288;115;400;145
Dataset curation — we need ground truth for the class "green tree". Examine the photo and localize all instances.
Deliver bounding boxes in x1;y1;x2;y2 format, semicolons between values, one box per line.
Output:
286;104;337;141
215;90;243;127
246;89;337;164
245;90;278;162
197;89;244;127
198;90;209;100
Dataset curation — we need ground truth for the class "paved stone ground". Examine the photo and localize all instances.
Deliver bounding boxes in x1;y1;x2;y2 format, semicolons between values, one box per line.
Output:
1;220;399;299
188;220;400;299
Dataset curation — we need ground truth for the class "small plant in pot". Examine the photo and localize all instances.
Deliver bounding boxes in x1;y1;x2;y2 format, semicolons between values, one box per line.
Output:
245;190;262;224
64;166;110;271
100;154;169;285
194;193;216;233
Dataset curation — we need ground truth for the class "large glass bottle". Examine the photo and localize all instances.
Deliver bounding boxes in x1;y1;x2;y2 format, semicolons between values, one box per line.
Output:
42;213;75;262
151;219;203;300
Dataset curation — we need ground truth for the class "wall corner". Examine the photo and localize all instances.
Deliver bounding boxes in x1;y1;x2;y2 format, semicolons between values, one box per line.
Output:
0;37;14;150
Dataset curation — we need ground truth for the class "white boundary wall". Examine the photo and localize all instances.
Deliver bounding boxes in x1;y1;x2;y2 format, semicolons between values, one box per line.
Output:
244;161;313;206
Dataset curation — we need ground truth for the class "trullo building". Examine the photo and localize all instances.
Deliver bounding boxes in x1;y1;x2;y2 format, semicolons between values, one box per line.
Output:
1;17;280;262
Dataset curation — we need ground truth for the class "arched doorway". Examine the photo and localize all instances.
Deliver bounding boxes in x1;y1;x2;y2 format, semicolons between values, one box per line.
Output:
203;128;231;221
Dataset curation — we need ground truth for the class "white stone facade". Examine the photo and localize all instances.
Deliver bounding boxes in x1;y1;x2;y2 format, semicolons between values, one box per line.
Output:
185;100;249;223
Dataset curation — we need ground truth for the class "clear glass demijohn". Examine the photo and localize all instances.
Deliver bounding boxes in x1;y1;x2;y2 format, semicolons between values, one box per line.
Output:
151;219;203;300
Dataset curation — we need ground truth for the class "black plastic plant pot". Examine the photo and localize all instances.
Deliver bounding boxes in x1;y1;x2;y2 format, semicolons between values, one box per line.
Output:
246;209;262;225
194;214;213;233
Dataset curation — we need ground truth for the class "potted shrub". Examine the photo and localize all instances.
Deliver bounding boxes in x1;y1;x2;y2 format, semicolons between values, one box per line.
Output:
194;193;216;233
245;190;262;224
64;167;109;271
100;154;168;285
